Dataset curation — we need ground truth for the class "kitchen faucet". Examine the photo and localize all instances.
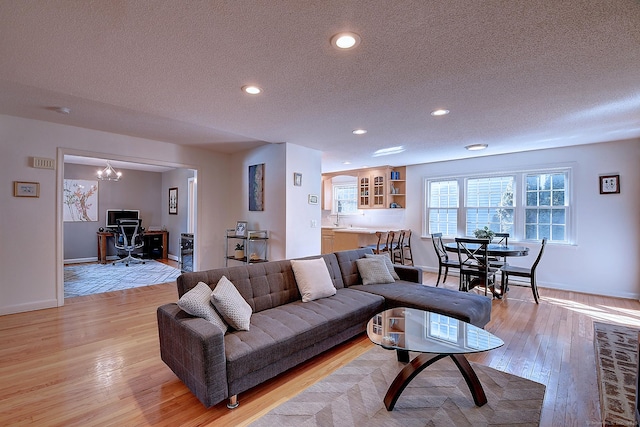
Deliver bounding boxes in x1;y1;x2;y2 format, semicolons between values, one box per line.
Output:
334;211;340;227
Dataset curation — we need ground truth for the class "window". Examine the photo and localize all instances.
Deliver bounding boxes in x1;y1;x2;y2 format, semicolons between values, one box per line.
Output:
525;173;567;241
465;176;514;235
333;184;358;214
425;169;571;243
428;180;458;236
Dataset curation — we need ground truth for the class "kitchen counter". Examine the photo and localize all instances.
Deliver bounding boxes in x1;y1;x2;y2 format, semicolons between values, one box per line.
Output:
321;226;392;251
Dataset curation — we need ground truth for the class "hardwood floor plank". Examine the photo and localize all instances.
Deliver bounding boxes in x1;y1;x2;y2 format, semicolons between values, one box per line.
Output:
1;272;639;425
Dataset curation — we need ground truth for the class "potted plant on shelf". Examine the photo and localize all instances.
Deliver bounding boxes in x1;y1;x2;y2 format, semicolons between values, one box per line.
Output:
234;243;244;259
473;226;495;240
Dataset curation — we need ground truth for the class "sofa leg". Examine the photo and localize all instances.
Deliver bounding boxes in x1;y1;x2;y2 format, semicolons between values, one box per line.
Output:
227;395;239;409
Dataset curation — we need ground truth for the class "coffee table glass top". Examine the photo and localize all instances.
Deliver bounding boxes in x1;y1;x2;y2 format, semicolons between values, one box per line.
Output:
367;307;503;355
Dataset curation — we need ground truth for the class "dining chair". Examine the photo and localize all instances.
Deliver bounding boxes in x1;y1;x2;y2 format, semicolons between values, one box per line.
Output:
455;237;499;296
431;233;460;286
489;232;510;268
500;238;547;304
391;230;405;264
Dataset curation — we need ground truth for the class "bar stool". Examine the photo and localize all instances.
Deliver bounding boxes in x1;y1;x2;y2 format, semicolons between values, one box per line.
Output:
401;229;413;265
392;230;405;264
366;231;395;260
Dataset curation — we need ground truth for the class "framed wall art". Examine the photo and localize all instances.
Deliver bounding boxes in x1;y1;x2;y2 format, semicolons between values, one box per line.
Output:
169;187;178;214
14;181;40;198
599;175;620;194
63;179;98;222
308;194;318;204
249;163;264;211
294;172;302;186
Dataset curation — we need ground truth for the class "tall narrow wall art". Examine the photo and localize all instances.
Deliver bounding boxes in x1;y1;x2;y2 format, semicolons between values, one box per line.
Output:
249;163;264;211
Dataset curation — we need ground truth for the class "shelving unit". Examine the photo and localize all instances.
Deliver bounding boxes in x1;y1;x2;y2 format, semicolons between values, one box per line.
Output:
388;166;406;209
225;229;269;266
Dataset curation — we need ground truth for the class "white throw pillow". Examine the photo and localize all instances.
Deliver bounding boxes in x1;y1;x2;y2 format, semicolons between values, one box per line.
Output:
177;281;228;333
356;257;395;285
210;276;252;331
364;253;399;280
290;258;337;302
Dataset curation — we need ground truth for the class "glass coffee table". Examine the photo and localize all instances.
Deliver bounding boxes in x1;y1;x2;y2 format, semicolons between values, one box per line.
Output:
367;307;504;411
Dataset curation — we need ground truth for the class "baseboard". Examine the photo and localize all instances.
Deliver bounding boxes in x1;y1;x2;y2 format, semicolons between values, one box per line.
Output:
0;298;59;315
64;256;120;264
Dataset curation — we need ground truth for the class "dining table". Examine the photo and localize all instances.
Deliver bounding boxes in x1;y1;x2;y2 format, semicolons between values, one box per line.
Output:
443;241;530;297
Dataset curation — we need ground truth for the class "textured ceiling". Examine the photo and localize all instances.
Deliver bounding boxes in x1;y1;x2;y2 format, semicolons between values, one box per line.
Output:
1;1;639;173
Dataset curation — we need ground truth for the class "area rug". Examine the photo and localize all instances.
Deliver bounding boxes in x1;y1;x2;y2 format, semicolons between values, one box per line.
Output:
64;260;181;298
251;345;545;427
593;321;639;427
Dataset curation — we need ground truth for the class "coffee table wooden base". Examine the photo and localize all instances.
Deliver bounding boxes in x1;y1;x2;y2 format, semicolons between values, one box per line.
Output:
384;351;488;411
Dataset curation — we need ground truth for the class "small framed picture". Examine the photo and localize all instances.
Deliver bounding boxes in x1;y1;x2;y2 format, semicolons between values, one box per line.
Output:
293;172;302;186
14;181;40;198
169;187;178;214
308;194;318;204
599;175;620;194
235;221;248;237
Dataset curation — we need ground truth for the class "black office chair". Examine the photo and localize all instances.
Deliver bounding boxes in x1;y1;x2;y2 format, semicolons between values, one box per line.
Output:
455;237;499;296
113;219;145;266
431;233;460;286
501;238;547;304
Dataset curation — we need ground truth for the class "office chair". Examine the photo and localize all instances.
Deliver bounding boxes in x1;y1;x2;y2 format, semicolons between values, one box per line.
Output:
113;219;145;266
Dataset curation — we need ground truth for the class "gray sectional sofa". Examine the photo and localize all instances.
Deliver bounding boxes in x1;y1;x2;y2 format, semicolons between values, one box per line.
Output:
156;248;492;408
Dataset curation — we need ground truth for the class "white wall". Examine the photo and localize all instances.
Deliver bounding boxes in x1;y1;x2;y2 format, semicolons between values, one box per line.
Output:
285;143;322;259
0;114;230;315
404;138;640;299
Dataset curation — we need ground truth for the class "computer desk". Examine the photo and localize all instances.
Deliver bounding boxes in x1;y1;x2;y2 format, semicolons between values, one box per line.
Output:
97;230;168;264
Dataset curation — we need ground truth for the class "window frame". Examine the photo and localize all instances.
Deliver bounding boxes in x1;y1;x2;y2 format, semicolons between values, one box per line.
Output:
424;167;574;244
331;182;359;215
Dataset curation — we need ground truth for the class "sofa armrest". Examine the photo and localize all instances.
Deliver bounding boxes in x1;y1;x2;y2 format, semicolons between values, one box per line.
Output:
157;303;228;408
393;265;423;283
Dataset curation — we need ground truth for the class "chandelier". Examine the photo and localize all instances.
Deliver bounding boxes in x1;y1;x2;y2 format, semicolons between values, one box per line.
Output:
97;161;122;181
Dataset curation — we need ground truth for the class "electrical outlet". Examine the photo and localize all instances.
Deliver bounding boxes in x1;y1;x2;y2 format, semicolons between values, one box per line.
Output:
310;220;317;228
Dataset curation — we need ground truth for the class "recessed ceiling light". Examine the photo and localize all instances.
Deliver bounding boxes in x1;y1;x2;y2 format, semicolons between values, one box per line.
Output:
55;106;71;114
343;161;351;165
242;85;262;95
330;32;361;50
352;129;367;135
431;109;450;116
465;144;488;151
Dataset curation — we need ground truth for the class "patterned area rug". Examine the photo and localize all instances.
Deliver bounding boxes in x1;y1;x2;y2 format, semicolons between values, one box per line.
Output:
64;260;181;298
593;321;639;426
251;345;545;427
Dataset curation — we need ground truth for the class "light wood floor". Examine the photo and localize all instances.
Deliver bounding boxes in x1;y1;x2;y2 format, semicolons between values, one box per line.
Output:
2;271;640;426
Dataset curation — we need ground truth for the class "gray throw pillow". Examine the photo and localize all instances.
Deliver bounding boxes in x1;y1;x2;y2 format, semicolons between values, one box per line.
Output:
356;257;395;285
364;253;399;280
210;276;252;331
177;281;228;333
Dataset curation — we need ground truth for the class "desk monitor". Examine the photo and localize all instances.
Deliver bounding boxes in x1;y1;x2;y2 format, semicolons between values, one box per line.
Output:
106;209;140;229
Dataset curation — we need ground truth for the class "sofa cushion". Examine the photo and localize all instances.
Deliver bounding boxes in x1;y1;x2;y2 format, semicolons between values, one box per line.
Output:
364;253;400;280
350;282;492;328
290;258;337;302
223;288;384;383
210;276;252;331
356;257;395;285
177;281;228;333
334;248;375;287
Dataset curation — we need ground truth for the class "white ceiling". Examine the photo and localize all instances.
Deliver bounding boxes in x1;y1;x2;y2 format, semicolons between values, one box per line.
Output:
1;1;639;173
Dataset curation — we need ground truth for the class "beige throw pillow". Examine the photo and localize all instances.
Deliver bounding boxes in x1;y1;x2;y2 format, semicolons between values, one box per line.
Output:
290;258;337;302
356;257;395;285
364;253;399;280
210;276;252;331
177;281;228;333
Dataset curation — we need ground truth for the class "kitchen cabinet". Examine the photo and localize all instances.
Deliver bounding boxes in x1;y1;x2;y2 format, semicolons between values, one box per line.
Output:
321;228;335;254
358;168;387;209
